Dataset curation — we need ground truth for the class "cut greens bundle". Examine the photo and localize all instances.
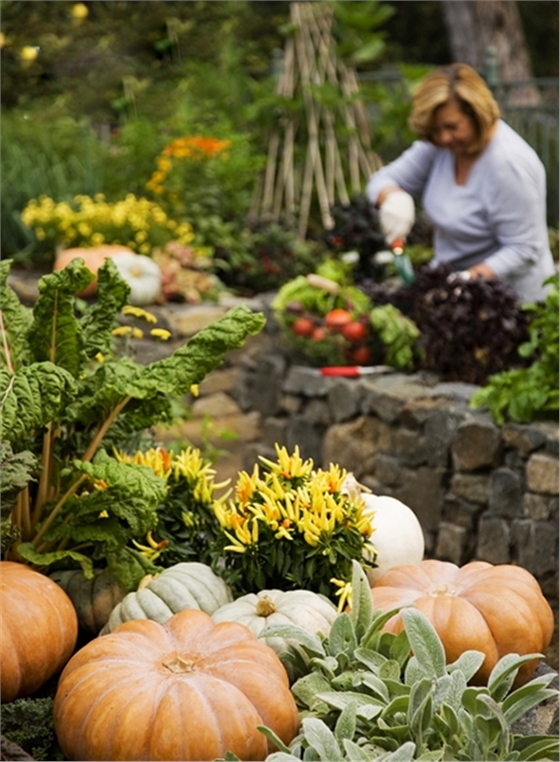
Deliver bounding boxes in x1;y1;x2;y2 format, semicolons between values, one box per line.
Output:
0;257;265;589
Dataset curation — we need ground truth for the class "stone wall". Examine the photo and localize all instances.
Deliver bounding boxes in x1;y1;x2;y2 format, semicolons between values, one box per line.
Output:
225;299;559;607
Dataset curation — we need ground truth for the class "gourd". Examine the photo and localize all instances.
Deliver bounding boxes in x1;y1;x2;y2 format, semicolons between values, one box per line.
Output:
49;567;127;635
362;494;425;584
212;589;337;669
53;245;133;297
111;251;162;305
100;561;233;634
1;561;78;703
370;559;554;686
53;609;300;761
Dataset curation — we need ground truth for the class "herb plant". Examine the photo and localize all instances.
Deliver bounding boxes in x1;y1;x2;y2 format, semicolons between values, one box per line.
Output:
392;264;530;385
0;257;265;588
257;562;559;762
471;275;559;424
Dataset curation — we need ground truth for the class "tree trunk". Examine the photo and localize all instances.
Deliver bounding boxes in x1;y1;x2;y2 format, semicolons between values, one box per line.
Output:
442;0;539;103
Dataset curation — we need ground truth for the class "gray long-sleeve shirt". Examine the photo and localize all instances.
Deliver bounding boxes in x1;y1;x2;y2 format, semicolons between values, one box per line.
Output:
366;120;555;303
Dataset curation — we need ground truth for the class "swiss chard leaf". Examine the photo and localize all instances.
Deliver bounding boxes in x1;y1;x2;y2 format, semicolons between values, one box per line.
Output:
28;260;92;375
0;259;33;372
0;362;77;443
79;258;130;358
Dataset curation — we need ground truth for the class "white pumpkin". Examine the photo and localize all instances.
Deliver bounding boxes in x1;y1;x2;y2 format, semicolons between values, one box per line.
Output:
112;251;162;305
100;562;232;634
362;494;425;585
212;589;337;661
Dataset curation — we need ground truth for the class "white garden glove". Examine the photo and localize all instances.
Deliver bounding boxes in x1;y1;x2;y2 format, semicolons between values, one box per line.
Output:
379;190;415;246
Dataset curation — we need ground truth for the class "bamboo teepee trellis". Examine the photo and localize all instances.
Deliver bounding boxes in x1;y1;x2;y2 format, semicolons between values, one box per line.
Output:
251;2;382;239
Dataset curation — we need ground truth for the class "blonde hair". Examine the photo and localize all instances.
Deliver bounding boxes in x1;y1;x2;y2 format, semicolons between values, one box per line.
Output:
409;63;501;154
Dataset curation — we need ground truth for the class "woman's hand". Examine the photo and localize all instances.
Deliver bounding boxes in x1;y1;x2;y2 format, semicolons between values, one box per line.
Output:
377;188;416;245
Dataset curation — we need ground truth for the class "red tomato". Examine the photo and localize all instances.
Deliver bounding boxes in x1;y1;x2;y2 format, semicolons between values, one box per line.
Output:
346;345;372;364
292;317;315;337
325;309;352;333
341;320;368;344
311;326;328;341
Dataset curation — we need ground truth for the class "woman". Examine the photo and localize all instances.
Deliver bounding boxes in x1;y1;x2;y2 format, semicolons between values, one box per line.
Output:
367;63;556;303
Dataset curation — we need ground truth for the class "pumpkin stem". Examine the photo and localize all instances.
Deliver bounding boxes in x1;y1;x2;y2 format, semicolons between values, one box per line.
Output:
256;595;277;617
162;655;196;673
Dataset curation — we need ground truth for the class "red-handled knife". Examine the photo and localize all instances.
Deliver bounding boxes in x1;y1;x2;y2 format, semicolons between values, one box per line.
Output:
320;365;391;377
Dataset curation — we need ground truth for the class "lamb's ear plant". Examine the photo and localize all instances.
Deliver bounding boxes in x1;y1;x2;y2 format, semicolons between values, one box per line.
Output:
258;561;559;762
0;257;265;588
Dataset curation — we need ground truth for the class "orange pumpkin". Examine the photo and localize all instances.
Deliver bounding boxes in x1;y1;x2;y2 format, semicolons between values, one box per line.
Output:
53;609;300;761
370;559;554;687
53;245;134;297
0;561;78;703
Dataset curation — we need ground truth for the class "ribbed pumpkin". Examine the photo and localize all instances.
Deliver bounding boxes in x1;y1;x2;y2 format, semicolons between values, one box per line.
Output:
100;562;233;634
53;245;132;297
212;589;337;663
1;561;78;703
370;559;554;686
49;568;128;635
54;609;300;761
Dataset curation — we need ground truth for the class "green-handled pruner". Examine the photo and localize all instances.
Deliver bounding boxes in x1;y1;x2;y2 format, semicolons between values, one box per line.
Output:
391;238;415;285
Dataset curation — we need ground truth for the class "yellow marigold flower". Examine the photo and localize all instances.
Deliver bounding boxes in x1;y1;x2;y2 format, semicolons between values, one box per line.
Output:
94;352;105;363
150;329;171;341
190;384;199;397
131;327;144;339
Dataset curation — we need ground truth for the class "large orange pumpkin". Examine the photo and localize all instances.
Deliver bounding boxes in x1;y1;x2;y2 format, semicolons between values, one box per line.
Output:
53;609;300;761
1;561;79;703
53;245;134;296
370;559;554;687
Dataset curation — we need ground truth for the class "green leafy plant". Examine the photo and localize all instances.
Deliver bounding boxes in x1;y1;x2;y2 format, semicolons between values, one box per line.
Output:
112;444;229;567
1;697;63;761
471;275;559;424
257;562;559;762
208;445;376;600
0;257;265;588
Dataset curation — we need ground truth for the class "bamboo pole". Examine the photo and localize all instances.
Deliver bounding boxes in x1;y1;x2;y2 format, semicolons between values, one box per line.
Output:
294;3;333;233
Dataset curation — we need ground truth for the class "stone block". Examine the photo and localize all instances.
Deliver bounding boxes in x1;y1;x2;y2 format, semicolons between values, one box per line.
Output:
511;519;559;577
281;395;302;414
285;416;325;465
524;493;559;521
526;453;559;495
165;303;229;337
283;366;329;397
261;417;288;449
304;399;332;427
452;417;502;471
442;495;485;530
450;473;490;504
488;467;524;517
361;374;431;423
234;352;286;416
502;422;548;455
374;453;402;486
199;367;240;396
435;522;468;565
327;380;362;422
476;513;511;564
322;417;379;478
400;397;451;429
386;428;427;467
391;466;446;532
424;408;467;468
191;392;241;418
